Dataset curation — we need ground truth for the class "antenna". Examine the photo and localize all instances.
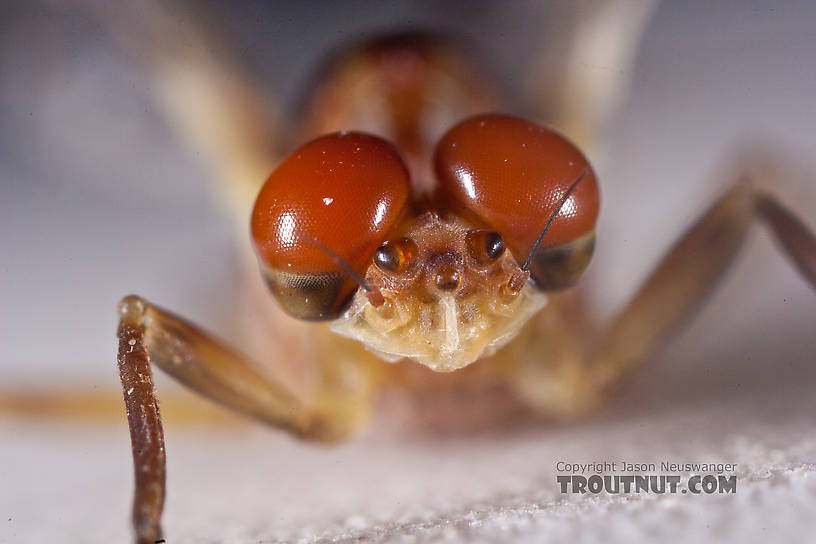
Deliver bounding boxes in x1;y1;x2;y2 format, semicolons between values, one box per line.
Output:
521;169;588;271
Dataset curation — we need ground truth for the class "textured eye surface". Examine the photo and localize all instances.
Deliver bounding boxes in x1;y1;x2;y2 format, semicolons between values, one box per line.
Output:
251;132;410;320
434;114;600;263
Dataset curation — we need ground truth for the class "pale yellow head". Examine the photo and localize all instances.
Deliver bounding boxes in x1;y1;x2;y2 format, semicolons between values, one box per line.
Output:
330;212;547;371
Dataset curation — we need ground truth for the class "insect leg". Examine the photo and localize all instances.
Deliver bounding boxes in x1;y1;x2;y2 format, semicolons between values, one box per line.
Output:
587;182;816;393
507;180;815;417
116;295;371;544
118;300;166;544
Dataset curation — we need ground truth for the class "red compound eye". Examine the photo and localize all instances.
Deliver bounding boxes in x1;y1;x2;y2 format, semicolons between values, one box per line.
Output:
434;114;600;289
251;132;410;320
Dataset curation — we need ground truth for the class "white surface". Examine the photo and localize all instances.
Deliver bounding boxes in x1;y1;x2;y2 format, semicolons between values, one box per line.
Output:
3;385;816;543
2;2;816;543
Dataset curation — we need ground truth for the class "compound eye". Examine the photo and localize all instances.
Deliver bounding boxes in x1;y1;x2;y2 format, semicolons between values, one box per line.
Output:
251;132;410;320
374;237;417;274
466;230;504;264
434;114;600;289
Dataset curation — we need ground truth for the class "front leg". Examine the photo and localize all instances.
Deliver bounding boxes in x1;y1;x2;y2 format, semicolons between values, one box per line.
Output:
509;180;816;417
116;295;376;544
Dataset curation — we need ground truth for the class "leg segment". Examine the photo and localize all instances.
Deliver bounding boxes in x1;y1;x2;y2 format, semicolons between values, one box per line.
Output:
509;182;816;416
116;295;373;544
588;183;816;393
118;304;165;544
756;193;816;283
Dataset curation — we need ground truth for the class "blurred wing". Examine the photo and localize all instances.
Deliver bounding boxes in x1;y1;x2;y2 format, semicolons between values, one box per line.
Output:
526;0;658;153
92;0;279;238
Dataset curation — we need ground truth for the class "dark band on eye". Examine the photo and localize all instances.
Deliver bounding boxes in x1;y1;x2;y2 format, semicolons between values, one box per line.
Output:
260;268;348;321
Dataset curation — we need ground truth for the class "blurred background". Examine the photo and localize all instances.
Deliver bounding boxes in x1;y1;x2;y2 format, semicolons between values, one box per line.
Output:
1;1;815;542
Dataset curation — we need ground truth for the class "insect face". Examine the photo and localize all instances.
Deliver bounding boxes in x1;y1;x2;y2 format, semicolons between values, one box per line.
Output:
331;212;547;371
252;114;599;369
